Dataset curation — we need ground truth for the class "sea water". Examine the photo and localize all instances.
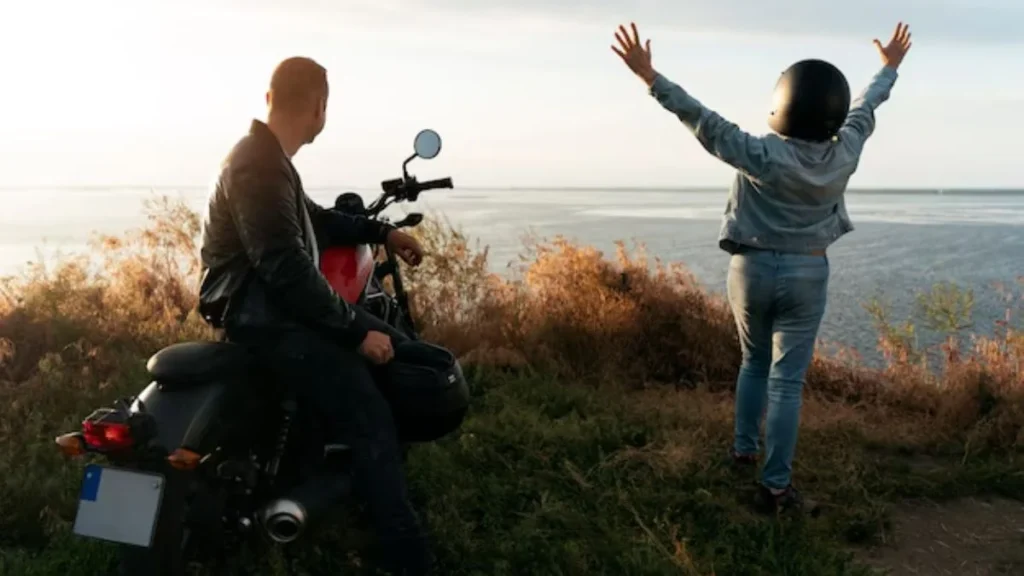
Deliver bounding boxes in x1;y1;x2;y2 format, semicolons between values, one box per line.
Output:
2;186;1021;362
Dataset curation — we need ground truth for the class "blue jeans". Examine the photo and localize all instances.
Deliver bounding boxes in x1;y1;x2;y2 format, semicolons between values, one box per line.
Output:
727;249;829;490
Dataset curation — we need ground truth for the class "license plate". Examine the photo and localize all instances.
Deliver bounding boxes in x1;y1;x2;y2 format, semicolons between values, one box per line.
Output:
72;463;165;548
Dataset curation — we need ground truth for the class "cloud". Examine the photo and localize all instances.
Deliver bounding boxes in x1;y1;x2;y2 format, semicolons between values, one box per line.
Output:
396;0;1024;44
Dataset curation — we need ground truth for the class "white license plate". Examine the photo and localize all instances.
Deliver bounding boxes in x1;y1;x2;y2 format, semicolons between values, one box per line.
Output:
72;463;165;548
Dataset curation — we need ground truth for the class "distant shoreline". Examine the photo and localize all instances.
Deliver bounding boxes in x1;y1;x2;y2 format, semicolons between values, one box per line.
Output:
2;185;1023;196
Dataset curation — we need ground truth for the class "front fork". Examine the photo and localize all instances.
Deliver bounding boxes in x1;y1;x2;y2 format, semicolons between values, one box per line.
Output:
374;245;418;338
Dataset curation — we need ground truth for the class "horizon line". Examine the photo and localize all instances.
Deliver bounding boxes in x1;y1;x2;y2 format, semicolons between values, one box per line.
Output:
2;184;1024;193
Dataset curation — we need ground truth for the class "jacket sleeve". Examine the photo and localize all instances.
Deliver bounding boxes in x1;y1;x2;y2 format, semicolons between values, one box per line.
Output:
223;163;369;348
838;66;899;157
304;195;394;247
648;73;773;182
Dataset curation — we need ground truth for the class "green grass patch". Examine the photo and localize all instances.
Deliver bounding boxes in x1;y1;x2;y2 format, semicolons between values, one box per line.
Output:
2;367;1019;575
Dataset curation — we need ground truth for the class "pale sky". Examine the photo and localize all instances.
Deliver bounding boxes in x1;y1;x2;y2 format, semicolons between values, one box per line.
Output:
2;0;1022;189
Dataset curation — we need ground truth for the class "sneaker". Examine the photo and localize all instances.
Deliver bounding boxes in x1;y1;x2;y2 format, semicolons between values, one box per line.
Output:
754;484;820;517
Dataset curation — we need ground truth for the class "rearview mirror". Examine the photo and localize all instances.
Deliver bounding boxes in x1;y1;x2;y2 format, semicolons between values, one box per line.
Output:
412;129;442;160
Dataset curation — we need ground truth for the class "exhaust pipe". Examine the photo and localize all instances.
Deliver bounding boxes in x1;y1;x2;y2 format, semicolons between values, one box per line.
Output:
259;499;307;544
259;473;352;544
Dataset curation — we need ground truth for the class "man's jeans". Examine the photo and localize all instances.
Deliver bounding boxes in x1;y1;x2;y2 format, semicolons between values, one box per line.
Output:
726;249;829;490
227;307;431;575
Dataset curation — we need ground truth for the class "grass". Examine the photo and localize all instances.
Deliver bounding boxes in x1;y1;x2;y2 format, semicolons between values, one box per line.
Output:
0;197;1021;575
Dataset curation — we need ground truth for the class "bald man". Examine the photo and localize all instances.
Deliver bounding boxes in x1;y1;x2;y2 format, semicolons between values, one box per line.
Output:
199;57;432;574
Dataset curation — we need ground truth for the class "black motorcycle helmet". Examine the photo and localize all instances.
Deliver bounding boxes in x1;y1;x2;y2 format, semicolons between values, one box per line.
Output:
767;59;851;142
379;340;469;443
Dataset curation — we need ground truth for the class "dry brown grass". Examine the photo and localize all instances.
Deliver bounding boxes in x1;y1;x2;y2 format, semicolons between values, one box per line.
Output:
0;197;210;380
2;197;1020;454
406;215;1023;454
408;226;740;387
0;196;1021;575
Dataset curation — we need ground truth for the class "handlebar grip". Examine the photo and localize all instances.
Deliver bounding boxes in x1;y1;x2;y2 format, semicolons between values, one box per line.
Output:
419;177;453;191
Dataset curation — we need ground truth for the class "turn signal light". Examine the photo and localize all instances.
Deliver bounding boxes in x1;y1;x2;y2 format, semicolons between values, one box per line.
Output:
55;433;86;457
167;448;202;471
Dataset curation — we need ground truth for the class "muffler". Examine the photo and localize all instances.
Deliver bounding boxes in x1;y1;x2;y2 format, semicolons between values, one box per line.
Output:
258;473;352;544
259;499;306;544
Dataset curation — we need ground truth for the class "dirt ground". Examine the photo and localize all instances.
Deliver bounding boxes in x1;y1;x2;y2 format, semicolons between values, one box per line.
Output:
856;497;1024;575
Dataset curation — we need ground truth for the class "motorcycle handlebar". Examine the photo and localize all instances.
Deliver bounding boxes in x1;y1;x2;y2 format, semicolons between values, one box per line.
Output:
417;177;453;191
381;176;454;198
365;175;453;217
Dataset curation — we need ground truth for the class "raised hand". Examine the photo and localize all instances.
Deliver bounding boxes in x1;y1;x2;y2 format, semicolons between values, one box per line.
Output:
873;22;913;70
611;22;657;86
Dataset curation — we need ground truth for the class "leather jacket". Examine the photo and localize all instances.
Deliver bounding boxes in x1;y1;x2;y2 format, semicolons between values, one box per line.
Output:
198;120;393;348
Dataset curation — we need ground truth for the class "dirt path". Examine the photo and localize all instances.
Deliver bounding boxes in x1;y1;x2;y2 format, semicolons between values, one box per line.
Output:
857;497;1024;575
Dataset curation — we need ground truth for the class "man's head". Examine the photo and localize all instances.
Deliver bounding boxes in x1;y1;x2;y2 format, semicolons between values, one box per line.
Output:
266;57;329;146
767;59;850;142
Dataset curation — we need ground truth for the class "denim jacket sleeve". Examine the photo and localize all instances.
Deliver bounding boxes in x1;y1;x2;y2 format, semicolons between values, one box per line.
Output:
837;66;899;156
649;73;772;181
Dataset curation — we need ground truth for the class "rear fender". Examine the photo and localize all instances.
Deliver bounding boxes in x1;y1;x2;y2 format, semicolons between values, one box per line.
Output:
131;381;230;452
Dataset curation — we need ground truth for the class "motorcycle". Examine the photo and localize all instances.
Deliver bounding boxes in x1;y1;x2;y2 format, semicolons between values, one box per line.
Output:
53;129;468;575
320;127;452;337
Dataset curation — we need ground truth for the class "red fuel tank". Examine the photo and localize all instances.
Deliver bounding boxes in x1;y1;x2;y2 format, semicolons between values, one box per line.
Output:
319;245;375;304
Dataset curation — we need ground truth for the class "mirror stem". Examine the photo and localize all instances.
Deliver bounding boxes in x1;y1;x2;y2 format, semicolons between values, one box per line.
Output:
401;153;417;181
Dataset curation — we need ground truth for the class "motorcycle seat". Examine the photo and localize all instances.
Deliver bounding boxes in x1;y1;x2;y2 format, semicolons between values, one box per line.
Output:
146;341;254;390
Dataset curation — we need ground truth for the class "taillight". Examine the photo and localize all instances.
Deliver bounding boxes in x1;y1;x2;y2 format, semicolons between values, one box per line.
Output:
81;409;135;450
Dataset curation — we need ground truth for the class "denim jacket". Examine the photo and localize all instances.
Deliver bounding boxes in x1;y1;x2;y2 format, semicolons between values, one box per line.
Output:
649;66;899;254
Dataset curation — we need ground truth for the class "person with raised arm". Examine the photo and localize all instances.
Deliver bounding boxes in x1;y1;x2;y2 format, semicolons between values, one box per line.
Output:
612;22;913;514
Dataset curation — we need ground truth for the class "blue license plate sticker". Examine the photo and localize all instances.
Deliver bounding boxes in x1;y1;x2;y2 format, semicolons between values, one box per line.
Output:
79;464;102;501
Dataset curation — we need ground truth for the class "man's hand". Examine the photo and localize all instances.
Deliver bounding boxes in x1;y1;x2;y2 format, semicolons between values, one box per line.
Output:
873;22;912;70
612;22;656;87
386;229;425;267
358;330;394;364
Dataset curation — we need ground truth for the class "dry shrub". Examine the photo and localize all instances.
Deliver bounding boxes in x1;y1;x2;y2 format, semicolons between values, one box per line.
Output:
864;330;1024;451
0;197;1020;454
0;196;211;384
408;221;740;386
401;216;494;349
407;215;1023;450
850;282;1024;451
